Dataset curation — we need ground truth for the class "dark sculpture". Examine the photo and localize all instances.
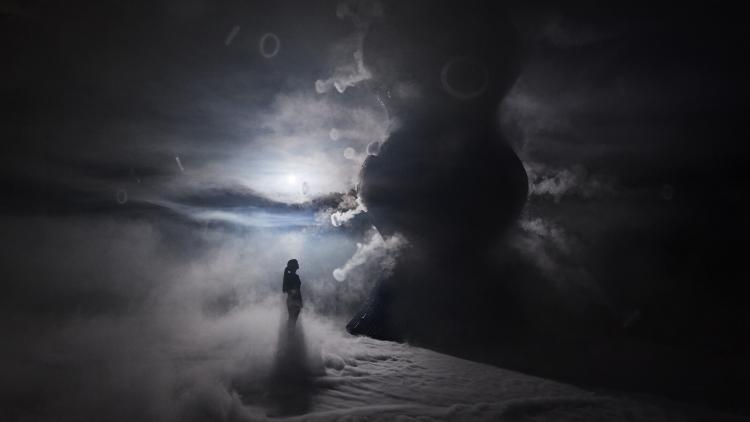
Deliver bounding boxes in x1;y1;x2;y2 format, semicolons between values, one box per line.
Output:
348;1;528;343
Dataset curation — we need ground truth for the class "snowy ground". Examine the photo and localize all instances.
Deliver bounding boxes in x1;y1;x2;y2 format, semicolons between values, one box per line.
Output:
191;314;745;422
5;300;748;422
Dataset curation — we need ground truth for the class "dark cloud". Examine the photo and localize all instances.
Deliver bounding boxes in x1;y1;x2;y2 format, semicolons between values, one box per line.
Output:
499;3;750;340
359;0;527;250
346;1;749;412
349;0;529;352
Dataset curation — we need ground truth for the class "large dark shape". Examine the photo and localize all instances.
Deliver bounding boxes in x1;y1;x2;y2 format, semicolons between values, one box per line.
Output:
361;121;527;253
348;1;527;341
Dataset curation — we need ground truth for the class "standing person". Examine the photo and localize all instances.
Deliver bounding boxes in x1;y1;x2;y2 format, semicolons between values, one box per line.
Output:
282;259;303;326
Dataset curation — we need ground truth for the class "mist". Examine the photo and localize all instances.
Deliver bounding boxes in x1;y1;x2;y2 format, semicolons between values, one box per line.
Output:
0;212;386;421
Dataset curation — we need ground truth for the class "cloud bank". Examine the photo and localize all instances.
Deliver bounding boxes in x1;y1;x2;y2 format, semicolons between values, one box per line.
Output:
332;228;406;282
0;212;372;421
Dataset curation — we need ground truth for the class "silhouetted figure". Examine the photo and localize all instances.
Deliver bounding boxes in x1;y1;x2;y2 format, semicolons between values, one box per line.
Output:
283;259;303;326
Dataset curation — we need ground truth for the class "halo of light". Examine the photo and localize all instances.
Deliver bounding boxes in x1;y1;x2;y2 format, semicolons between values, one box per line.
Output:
259;32;281;58
440;56;489;100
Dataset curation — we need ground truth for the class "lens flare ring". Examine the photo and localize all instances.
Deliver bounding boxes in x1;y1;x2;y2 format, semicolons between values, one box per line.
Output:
440;56;489;100
259;32;281;58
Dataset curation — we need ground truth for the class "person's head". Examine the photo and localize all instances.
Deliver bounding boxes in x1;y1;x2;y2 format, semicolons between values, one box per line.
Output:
286;259;299;273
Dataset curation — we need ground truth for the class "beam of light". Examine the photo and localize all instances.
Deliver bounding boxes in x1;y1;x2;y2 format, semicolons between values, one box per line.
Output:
194;209;315;228
229;153;347;204
152;200;318;228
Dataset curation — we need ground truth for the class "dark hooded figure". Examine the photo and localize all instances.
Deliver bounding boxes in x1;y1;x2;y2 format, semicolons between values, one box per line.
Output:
283;259;303;325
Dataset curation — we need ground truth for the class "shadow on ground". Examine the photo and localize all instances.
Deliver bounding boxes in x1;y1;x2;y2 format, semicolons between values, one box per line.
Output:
232;319;318;418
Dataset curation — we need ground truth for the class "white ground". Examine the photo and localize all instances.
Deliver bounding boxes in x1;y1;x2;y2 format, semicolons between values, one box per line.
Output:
218;315;740;422
9;299;747;422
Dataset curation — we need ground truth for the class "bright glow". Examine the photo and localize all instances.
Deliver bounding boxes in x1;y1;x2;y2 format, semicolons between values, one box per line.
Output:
211;92;390;204
231;155;340;203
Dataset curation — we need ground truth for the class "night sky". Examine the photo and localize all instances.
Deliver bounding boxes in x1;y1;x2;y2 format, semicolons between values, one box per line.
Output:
2;1;749;420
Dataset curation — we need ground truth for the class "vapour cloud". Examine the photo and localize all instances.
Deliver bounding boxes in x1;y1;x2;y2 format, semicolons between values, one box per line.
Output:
332;229;406;282
230;91;388;203
525;162;614;202
315;49;372;94
315;0;385;95
0;212;370;421
513;217;605;306
2;0;394;216
329;193;367;227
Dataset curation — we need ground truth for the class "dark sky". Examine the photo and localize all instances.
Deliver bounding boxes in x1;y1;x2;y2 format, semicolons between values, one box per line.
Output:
2;0;749;419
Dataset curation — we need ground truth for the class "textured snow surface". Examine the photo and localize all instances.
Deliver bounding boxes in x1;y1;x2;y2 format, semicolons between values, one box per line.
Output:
223;317;735;421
